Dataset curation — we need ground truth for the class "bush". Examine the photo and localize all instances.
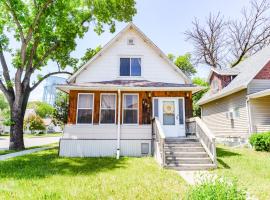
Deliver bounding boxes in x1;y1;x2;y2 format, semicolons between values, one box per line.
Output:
24;115;46;134
186;176;246;200
249;131;270;151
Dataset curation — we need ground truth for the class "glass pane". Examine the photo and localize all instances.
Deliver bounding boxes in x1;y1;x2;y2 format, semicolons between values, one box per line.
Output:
178;99;184;124
120;58;130;76
78;94;93;109
123;110;138;124
101;94;115;109
77;109;92;124
131;58;141;76
100;110;115;124
124;95;138;109
163;101;175;125
153;99;159;117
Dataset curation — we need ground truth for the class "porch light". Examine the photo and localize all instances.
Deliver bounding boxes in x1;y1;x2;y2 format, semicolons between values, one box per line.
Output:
148;92;152;98
186;92;189;98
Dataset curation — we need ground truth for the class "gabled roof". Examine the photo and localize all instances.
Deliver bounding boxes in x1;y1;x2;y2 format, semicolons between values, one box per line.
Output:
198;45;270;105
207;67;239;82
68;22;191;84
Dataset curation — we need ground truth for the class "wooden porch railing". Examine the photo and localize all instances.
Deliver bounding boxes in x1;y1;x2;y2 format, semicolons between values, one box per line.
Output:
152;117;166;166
186;117;217;166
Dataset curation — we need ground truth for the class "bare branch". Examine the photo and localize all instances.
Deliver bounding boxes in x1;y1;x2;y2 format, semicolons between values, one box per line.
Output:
30;71;72;91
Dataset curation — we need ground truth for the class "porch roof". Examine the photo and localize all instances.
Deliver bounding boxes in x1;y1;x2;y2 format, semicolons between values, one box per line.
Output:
248;89;270;99
57;79;205;93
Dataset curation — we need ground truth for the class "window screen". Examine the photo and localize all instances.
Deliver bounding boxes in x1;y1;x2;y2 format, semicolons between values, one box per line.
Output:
100;94;116;124
123;94;138;124
77;94;93;124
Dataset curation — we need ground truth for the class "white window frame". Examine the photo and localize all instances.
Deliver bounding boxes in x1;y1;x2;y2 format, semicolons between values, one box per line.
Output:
119;57;142;77
122;93;139;125
99;93;117;124
76;93;94;124
152;97;159;118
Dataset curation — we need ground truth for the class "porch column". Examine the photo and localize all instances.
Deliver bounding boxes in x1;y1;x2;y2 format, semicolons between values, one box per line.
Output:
116;89;121;159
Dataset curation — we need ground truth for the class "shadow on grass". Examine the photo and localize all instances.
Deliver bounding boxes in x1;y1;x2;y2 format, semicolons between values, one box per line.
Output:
216;147;241;169
0;148;128;180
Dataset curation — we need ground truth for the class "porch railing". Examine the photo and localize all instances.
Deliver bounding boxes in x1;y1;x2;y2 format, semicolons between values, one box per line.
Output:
186;117;217;166
152;117;166;166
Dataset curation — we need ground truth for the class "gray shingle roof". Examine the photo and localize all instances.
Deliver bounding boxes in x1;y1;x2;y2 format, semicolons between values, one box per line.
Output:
198;45;270;105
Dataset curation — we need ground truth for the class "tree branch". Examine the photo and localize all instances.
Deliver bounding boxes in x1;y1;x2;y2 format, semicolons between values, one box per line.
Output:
30;71;72;91
0;46;12;84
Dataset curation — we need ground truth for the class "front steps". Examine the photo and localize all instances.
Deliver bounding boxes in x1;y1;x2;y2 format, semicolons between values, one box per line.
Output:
163;138;216;171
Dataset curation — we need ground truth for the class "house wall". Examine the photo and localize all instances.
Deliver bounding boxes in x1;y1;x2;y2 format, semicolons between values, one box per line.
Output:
74;28;186;84
201;89;249;138
248;79;270;94
254;61;270;79
250;96;270;133
209;72;232;93
68;90;193;125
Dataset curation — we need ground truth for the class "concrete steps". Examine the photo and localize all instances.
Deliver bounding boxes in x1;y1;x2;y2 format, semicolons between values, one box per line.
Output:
164;137;216;171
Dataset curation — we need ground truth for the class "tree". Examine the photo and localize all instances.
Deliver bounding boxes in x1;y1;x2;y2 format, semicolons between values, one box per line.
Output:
27;101;54;118
0;93;8;110
24;114;45;134
52;91;68;126
185;0;270;69
192;77;209;117
0;0;136;150
168;53;197;77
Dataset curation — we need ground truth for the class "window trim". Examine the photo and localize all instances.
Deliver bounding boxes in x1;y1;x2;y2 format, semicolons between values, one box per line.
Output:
119;57;142;77
99;93;117;124
76;93;94;125
122;93;139;125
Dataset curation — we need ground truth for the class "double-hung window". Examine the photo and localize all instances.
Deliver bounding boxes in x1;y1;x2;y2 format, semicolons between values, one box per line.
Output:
100;94;116;124
123;94;139;124
120;58;141;76
77;93;93;124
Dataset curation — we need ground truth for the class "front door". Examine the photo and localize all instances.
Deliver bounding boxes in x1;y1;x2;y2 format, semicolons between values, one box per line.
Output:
156;98;185;137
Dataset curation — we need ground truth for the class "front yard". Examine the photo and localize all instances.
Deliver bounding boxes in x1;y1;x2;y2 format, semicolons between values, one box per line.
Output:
0;148;187;200
216;145;270;200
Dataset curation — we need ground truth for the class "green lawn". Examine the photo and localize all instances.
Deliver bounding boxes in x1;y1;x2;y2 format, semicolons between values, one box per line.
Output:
216;145;270;200
0;148;187;200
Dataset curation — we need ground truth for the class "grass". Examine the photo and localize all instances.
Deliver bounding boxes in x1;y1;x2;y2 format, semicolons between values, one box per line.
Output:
0;132;63;138
216;145;270;200
0;148;187;200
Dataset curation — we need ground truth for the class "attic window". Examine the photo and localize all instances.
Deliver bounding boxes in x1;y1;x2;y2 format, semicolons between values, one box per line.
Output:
127;38;134;45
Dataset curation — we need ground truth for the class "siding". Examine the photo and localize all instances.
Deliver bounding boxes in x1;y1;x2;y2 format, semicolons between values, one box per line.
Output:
75;29;186;84
250;96;270;133
201;89;249;137
247;79;270;94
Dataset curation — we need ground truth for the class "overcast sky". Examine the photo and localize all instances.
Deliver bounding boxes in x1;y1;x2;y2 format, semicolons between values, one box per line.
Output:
3;0;251;101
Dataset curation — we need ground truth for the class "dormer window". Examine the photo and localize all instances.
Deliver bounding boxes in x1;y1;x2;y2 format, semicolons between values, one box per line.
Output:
120;58;141;76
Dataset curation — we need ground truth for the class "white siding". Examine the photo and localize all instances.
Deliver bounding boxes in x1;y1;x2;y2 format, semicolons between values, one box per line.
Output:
201;90;249;138
248;79;270;94
59;139;151;157
250;96;270;133
75;29;185;84
63;124;151;139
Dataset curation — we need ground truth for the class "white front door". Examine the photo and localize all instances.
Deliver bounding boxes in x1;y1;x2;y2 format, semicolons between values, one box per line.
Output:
154;97;185;137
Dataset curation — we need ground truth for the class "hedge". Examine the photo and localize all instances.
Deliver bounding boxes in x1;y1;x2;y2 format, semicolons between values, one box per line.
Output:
249;131;270;152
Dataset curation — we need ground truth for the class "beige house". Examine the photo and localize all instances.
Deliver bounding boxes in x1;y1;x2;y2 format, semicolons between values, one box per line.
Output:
198;46;270;145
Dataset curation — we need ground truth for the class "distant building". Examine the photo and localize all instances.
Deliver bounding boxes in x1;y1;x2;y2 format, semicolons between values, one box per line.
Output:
42;76;66;105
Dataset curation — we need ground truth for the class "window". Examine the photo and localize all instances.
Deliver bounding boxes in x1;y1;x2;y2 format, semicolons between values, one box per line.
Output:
153;98;159;118
163;101;175;125
120;58;141;76
100;94;116;124
77;94;93;124
178;99;184;125
123;94;138;124
212;80;219;92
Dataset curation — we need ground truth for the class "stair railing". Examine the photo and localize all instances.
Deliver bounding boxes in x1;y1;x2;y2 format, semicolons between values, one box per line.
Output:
152;117;166;166
186;117;217;166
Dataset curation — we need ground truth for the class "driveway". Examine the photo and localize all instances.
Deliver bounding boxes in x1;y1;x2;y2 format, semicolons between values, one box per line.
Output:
0;137;60;150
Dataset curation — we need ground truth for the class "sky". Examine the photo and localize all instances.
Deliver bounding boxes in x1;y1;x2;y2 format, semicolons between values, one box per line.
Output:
2;0;251;101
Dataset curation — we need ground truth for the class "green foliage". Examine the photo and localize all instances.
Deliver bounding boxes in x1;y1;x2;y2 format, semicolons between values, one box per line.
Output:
24;115;46;133
192;77;209;116
0;93;8;110
168;53;197;77
80;46;102;66
249;131;270;152
186;176;246;200
27;101;54;118
53;92;68;125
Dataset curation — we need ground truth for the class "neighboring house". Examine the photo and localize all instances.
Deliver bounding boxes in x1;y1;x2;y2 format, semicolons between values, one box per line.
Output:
198;46;270;145
57;23;216;170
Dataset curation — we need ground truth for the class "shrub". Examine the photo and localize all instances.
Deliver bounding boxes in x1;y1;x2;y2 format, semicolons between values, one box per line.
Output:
24;115;46;134
249;131;270;151
186;176;246;200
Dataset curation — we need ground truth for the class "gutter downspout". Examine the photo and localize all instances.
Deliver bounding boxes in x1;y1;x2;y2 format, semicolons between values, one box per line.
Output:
246;97;253;135
116;89;121;159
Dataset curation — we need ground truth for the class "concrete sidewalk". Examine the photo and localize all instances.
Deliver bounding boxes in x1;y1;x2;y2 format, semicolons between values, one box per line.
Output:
0;147;53;161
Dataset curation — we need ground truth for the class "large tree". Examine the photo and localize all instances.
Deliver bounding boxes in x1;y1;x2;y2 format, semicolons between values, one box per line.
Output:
0;0;136;150
186;0;270;69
